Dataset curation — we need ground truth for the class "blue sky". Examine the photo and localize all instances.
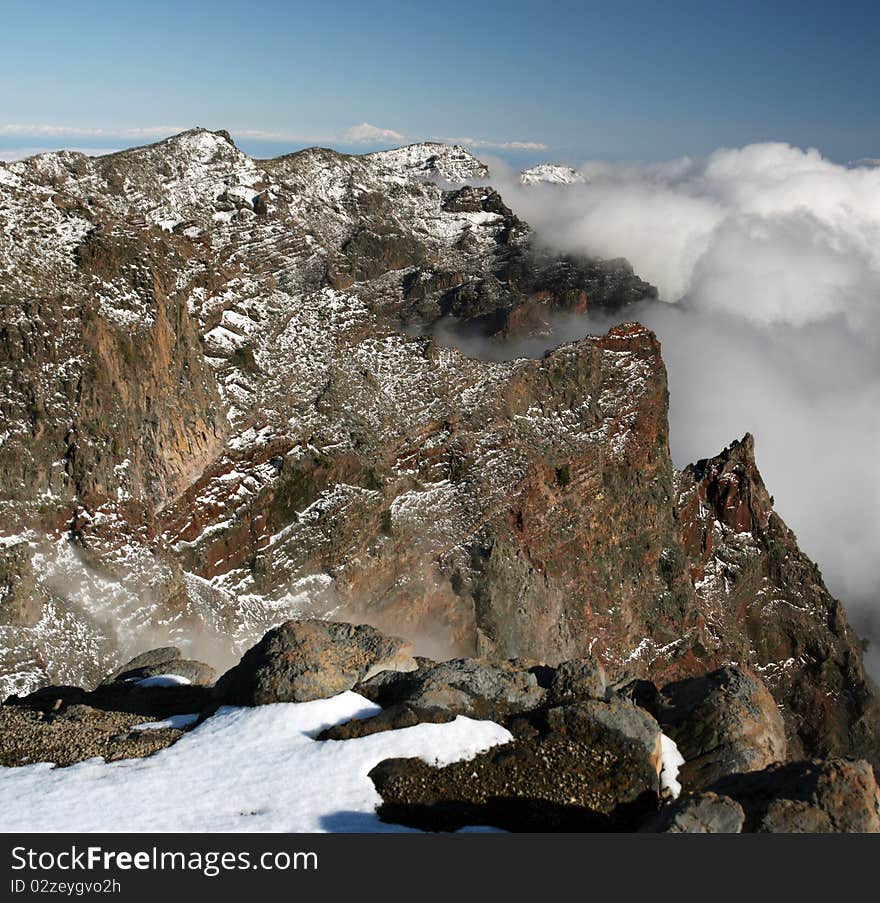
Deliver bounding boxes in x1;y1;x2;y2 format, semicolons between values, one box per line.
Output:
1;0;878;163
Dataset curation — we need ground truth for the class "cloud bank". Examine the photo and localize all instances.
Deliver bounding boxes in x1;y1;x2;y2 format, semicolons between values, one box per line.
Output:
480;144;880;661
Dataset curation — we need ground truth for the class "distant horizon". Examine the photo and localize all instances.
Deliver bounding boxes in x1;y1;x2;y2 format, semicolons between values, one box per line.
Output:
1;123;876;171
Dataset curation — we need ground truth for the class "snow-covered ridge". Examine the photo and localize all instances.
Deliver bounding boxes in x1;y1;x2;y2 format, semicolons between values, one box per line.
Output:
520;163;586;185
369;142;489;183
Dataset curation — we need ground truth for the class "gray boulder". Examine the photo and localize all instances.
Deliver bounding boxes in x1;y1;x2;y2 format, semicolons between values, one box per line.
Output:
103;647;216;687
104;647;181;682
368;693;663;832
356;657;546;720
215;620;417;705
641;792;745;833
544;698;663;776
548;658;607;704
656;666;786;789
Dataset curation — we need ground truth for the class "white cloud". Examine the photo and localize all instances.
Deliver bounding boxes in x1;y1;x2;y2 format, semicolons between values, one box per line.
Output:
450;136;548;151
343;122;405;143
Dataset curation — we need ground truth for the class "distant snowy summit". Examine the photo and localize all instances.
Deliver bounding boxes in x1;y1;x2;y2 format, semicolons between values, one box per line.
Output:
519;163;586;185
370;142;489;183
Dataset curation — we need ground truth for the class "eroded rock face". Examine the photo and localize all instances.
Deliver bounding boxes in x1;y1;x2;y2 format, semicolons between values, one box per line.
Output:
655;666;786;790
214;620;417;705
676;436;880;770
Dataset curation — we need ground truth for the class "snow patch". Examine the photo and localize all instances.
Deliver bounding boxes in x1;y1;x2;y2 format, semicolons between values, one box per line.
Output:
0;692;512;832
660;733;685;799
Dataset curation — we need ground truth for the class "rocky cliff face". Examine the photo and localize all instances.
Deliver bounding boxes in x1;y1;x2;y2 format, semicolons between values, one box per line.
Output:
0;129;876;768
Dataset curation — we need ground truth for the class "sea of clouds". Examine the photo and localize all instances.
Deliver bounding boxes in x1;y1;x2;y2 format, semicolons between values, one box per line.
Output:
481;144;880;669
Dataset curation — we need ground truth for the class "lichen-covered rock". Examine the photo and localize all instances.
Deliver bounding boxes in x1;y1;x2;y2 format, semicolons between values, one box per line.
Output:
709;758;880;833
0;703;185;768
656;666;786;789
641;792;745;833
369;704;661;832
543;699;663;776
214;620;417;705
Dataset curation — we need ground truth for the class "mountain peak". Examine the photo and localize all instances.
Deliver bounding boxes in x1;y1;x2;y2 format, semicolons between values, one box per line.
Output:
368;142;489;182
520;163;586;186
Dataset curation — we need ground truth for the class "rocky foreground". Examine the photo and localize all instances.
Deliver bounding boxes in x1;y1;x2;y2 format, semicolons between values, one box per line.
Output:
1;129;878;779
3;620;879;832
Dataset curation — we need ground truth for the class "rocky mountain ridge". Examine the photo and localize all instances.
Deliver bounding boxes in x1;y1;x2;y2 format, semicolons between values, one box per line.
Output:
0;128;877;771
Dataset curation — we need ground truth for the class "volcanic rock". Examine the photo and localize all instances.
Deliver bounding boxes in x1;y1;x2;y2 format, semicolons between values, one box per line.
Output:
104;647;217;687
709;758;880;833
0;129;876;779
547;657;607;704
543;699;663;775
369;697;661;831
641;792;745;833
675;435;880;770
0;703;185;768
214;619;417;705
355;657;547;720
655;666;786;789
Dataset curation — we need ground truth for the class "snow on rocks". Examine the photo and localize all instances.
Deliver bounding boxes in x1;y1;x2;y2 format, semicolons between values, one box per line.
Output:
134;674;192;688
369;143;489;183
520;164;586;186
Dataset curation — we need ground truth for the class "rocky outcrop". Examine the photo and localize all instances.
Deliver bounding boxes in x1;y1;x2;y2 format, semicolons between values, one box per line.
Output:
653;666;786;789
709;758;880;833
214;620;417;705
676;436;880;770
2;621;877;833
